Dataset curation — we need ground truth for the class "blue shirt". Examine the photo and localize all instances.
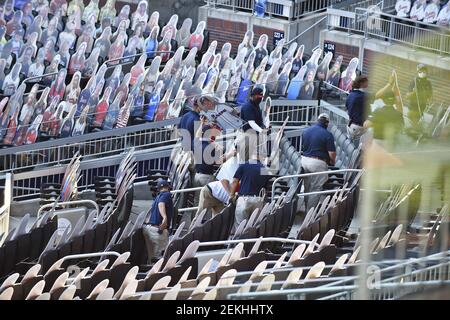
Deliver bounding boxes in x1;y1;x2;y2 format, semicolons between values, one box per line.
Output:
194;139;217;175
148;191;173;226
302;123;336;163
234;161;271;196
240;100;264;132
346;89;367;126
178;110;200;151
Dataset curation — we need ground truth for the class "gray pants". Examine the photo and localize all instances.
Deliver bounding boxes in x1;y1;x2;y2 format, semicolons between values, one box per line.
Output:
302;156;329;212
142;225;169;263
234;196;263;230
347;123;366;141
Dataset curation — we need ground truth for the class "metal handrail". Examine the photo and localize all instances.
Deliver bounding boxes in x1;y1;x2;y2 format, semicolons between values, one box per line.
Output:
58;251;121;265
197;237;317;248
37;200;100;219
0;173;12;246
272;169;363;196
286;16;328;46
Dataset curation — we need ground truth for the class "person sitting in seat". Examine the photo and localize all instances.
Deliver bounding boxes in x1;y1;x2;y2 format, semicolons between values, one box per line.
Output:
301;113;336;212
142;179;173;263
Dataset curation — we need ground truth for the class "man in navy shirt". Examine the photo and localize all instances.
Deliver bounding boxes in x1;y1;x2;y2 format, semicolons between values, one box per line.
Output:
142;180;173;263
346;75;369;141
178;98;202;152
302;113;336;211
240;87;266;133
230;155;271;230
193;123;222;187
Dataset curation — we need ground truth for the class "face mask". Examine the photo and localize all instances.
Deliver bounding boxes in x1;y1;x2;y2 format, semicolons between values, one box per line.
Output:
418;72;426;78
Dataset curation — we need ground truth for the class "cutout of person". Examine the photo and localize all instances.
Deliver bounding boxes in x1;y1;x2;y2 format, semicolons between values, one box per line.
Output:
145;26;159;58
316;52;333;81
0;58;6;88
40;97;58;134
339;57;359;92
112;19;128;44
123;36;140;64
215;79;229;103
286;65;307;100
282;42;298;64
115;73;131;106
130;53;147;87
48;101;65;136
275;62;292;96
0;7;5;27
33;86;49;118
18;45;33;75
177;18;192;47
326;55;343;87
437;1;450;26
131;80;145;118
227;64;243;102
182;46;197;70
132;22;145;49
166;89;185;119
395;0;411;17
67;4;82;35
65;71;81;102
266;58;282;94
231;46;247;75
94;26;112;60
0;26;6;51
131;0;148;31
410;0;426;21
58;21;77;50
114;5;130;29
76;76;95;118
103;90;122;130
21;31;38;59
244;50;256;81
49;0;67;16
3;107;20;145
83;47;100;78
146;10;159;33
43;54;60;85
106;64;122;101
158;29;172;63
77;22;95;54
36;4;49;28
153;86;172;121
58;40;71;68
108;32;125;65
251;55;268;83
188;21;205;51
423;0;440;24
68;42;87;75
171;46;185;75
82;0;100;23
254;34;268;68
87;78;104;125
40;16;58;45
48;68;67;103
218;58;232;86
299;70;315;100
143;80;162;121
268;38;285;67
25;15;43;41
115;94;133;128
24;114;43;144
19;83;38;125
93;86;112;127
6;10;23;36
59;102;76;137
219;42;232;69
3;0;14;22
99;0;116;23
304;48;322;79
158;59;174;92
291;44;304;78
238;30;254;60
2;29;23;63
162;14;178;41
22;2;34;28
67;0;84;16
72;105;88;136
2;62;21;96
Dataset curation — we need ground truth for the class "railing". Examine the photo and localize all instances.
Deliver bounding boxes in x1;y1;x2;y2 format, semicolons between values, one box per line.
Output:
204;0;331;20
0;173;11;245
270;100;319;128
327;7;450;56
0;118;180;174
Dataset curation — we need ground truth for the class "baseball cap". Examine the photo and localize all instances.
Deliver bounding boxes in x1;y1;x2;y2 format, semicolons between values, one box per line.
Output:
157;179;170;189
417;64;428;72
318;113;330;122
251;87;264;96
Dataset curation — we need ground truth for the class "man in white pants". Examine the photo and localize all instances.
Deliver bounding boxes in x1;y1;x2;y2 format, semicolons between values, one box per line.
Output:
301;114;336;212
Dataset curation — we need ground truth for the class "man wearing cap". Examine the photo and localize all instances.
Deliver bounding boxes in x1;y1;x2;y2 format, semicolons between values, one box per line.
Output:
240;87;267;134
142;179;173;263
406;64;433;125
178;97;202;152
301;113;336;211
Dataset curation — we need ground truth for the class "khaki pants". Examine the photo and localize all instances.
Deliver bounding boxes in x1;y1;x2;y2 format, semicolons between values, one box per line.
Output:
302;156;329;212
190;185;225;229
347;123;366;141
193;173;216;206
234;196;263;230
142;225;169;263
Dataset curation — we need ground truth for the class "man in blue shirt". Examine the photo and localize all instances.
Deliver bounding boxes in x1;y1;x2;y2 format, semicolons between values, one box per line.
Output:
240;87;266;133
178;98;202;152
230;155;271;230
142;180;173;263
346;75;369;141
302;113;336;212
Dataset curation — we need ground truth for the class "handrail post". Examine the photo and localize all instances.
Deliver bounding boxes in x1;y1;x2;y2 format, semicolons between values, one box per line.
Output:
388;16;394;44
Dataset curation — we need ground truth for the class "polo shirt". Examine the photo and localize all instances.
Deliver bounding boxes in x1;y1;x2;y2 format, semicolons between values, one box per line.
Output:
146;191;173;226
234;161;271;196
240;100;264;132
346;89;367;126
194;139;217;175
178;110;200;151
302;123;336;162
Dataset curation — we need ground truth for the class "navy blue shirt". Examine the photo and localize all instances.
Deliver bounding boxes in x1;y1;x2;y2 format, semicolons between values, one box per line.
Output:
178;110;200;151
234;161;271;196
148;191;173;226
240;100;264;132
346;89;367;126
302;123;336;163
194;139;217;175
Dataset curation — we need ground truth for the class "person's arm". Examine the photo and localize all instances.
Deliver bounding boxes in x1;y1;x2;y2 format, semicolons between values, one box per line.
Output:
230;178;240;198
327;134;337;166
158;202;168;230
328;151;336;166
221;179;231;194
248;120;263;133
375;73;394;100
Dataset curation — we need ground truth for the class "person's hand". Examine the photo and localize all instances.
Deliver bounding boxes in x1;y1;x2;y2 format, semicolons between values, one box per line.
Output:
200;115;207;125
159;219;168;231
